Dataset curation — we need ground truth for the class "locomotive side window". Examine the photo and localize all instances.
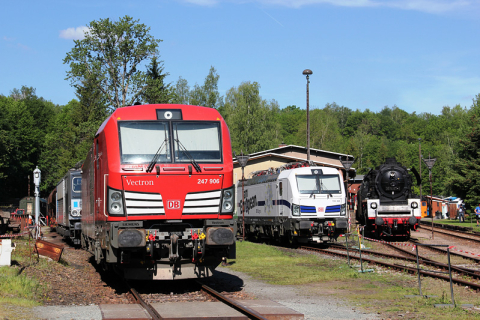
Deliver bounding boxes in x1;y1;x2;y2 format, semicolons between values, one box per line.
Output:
279;182;283;196
118;121;171;164
173;122;222;163
296;174;342;194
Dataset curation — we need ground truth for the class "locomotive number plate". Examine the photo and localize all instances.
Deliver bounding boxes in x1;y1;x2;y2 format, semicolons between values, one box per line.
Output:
197;179;220;184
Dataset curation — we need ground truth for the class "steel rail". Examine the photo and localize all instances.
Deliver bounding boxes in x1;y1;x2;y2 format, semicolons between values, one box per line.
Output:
419;220;480;235
418;225;480;245
129;286;163;320
409;239;480;263
196;281;268;320
301;246;480;291
331;243;480;279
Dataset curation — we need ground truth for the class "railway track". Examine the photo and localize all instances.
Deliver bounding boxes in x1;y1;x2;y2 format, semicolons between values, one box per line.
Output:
418;224;480;244
125;281;268;320
408;238;480;263
302;245;480;292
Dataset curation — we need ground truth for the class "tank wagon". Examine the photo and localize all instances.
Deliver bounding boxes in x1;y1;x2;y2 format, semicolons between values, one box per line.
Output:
55;169;82;244
81;104;236;280
237;162;348;244
356;157;421;240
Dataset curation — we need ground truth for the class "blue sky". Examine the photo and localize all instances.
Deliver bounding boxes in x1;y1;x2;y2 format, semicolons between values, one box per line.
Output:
1;0;479;114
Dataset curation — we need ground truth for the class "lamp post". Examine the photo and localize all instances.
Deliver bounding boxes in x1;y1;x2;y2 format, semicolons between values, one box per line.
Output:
418;138;422;209
33;166;41;239
236;151;249;241
302;69;312;160
340;156;355;232
422;154;436;240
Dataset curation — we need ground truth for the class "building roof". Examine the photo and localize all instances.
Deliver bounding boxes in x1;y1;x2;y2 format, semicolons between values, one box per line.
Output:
245;144;351;159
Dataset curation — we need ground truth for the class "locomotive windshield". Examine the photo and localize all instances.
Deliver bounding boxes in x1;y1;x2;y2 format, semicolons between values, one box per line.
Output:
118;121;221;164
173;122;221;163
119;121;171;164
296;174;342;194
72;177;82;194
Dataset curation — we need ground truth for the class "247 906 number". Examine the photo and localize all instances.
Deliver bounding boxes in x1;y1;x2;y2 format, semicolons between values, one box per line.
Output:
198;179;220;184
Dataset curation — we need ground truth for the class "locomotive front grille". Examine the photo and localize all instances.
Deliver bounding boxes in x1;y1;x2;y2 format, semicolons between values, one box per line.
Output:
183;190;221;215
326;205;341;213
300;205;316;213
125;191;165;215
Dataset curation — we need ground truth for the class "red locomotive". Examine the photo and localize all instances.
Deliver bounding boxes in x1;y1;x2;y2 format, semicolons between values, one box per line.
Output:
81;104;236;280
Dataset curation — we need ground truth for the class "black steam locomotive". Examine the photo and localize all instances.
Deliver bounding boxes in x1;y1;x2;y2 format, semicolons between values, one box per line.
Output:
356;158;421;240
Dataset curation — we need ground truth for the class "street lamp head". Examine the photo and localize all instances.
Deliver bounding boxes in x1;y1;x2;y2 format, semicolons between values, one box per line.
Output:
302;69;313;76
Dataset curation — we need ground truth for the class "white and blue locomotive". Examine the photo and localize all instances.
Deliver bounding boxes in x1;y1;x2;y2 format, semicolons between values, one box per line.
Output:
55;168;82;245
237;162;348;244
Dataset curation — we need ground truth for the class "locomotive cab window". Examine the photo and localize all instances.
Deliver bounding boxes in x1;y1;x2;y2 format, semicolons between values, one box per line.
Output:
173;122;222;163
72;177;82;194
118;121;171;164
296;174;342;194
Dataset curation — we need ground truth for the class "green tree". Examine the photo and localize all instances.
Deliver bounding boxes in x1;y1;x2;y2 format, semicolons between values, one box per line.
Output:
0;88;56;201
64;15;161;110
278;105;304;145
446;94;480;209
172;77;190;105
141;56;174;104
222;81;280;153
189;66;221;109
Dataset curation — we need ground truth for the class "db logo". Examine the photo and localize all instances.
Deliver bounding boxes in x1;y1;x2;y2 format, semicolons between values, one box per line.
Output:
167;200;181;209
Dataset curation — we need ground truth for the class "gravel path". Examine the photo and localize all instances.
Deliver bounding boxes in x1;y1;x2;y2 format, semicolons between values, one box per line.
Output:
214;266;380;320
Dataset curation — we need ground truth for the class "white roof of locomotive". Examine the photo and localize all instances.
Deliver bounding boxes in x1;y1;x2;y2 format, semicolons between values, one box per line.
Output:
278;166;340;179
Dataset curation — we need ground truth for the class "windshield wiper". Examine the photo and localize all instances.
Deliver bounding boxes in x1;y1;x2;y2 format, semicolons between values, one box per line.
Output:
174;128;201;173
146;130;169;173
319;180;333;197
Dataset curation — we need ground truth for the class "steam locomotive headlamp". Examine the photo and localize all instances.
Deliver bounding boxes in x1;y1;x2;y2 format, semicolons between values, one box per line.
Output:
221;187;235;213
411;202;419;209
108;188;125;215
370;202;378;209
292;204;300;216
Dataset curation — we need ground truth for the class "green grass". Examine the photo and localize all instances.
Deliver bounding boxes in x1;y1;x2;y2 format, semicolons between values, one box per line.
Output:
228;241;359;285
0;266;42;307
226;240;480;319
425;217;480;231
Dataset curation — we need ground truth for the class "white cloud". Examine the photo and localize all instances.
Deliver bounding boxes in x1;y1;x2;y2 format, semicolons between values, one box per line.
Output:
59;26;90;40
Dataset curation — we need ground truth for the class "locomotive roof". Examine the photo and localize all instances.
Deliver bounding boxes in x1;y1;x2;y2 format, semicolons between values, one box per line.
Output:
95;104;225;137
239;166;340;187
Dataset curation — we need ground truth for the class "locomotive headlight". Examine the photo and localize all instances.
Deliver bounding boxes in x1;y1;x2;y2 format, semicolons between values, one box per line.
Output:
411;202;419;209
111;192;122;201
110;202;122;214
221;187;235;214
224;189;233;200
108;188;125;216
340;204;346;216
292;204;300;216
370;202;378;209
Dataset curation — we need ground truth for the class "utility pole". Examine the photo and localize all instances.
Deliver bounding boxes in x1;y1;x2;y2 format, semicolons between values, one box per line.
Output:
423;154;436;240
